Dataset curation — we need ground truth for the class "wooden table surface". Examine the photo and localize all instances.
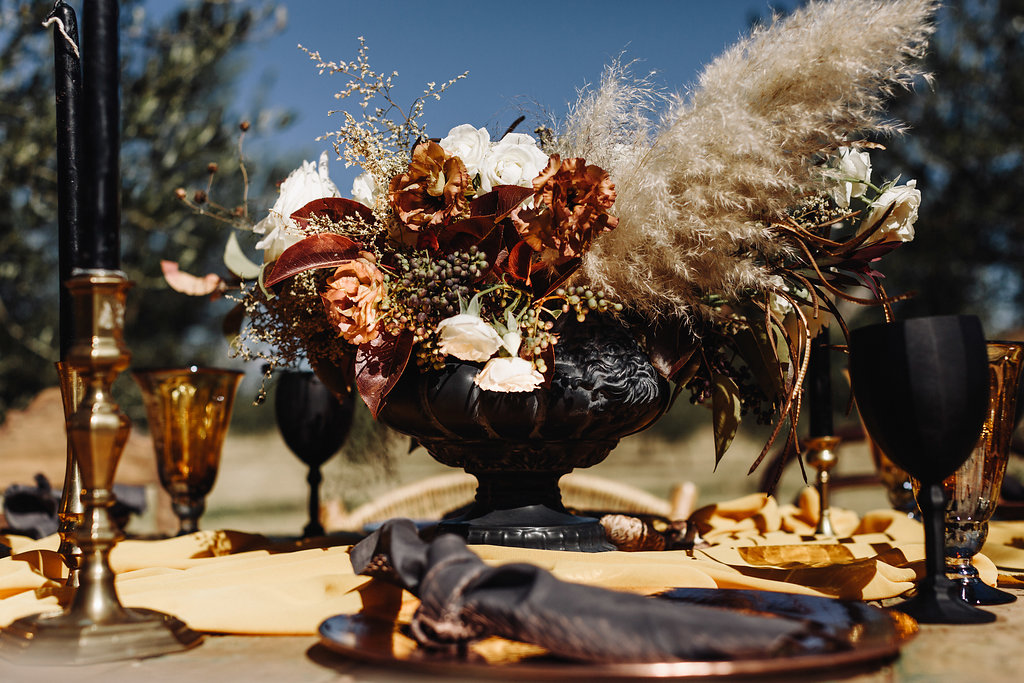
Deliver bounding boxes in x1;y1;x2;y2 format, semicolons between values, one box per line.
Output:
1;587;1022;682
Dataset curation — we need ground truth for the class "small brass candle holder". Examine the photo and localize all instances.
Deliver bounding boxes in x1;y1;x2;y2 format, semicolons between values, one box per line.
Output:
55;361;85;587
804;436;841;536
0;271;202;665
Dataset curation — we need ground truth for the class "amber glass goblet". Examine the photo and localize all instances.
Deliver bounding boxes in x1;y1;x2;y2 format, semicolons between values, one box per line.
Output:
943;341;1024;605
134;366;243;536
850;315;992;624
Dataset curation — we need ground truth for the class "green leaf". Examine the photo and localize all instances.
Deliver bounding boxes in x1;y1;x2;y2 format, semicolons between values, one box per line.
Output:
733;319;785;401
223;232;262;280
711;372;742;468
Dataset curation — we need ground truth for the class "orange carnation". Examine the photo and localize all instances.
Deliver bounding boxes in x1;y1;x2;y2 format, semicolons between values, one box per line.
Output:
511;155;618;266
389;141;472;231
321;252;385;345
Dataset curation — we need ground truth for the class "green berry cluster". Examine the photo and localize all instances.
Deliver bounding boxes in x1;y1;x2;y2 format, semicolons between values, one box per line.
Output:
518;306;559;375
380;247;489;368
685;345;776;425
556;285;623;323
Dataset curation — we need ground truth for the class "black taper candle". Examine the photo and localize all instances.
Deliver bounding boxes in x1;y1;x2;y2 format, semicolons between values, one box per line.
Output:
80;0;120;270
808;328;833;437
49;1;84;359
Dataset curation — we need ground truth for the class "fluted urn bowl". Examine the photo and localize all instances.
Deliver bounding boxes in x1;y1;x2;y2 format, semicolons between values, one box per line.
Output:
378;315;671;551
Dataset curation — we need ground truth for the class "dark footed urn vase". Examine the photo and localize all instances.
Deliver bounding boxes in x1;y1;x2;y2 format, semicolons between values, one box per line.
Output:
378;316;671;551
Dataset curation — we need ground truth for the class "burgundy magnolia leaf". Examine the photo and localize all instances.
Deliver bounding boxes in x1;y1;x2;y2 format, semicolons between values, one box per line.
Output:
436;216;500;256
469;184;533;219
355;330;414;417
529;259;580;298
221;302;246;341
844;240;902;264
644;318;702;382
290;197;375;229
504;240;534;285
264;234;363;287
493;185;535;221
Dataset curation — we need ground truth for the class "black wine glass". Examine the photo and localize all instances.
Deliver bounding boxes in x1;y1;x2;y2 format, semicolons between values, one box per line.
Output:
849;315;993;624
275;371;355;538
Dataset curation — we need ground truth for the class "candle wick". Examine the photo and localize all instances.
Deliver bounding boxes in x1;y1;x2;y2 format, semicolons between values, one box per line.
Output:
42;16;81;59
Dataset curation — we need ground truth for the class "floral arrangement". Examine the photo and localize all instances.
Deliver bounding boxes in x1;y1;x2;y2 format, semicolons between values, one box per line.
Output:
168;0;937;468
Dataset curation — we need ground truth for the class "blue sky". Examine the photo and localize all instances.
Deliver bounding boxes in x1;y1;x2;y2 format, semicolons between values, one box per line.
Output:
233;0;796;192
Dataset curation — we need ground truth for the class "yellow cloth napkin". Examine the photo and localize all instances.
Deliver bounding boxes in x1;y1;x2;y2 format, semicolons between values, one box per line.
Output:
0;489;1012;635
980;521;1024;571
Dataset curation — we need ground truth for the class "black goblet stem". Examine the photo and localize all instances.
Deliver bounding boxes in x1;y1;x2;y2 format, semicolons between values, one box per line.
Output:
920;483;950;585
304;466;325;538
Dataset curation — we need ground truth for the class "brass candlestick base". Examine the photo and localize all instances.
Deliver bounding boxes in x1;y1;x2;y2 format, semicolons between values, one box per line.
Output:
0;271;202;665
805;436;841;536
55;361;85;587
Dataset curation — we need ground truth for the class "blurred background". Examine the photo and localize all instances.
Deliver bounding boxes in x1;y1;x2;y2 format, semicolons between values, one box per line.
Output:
2;0;1022;535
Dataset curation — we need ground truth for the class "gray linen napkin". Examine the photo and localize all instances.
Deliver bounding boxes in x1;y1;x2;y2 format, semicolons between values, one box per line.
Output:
349;519;849;663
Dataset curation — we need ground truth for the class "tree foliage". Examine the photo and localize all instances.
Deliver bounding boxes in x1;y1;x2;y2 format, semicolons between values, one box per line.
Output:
0;0;291;423
876;0;1024;330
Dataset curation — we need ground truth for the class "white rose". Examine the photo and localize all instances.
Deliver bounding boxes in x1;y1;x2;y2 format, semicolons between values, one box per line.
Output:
439;124;491;177
254;151;339;261
436;314;504;362
351;171;381;208
478;133;550;193
863;180;921;243
828;147;872;209
474;356;544;393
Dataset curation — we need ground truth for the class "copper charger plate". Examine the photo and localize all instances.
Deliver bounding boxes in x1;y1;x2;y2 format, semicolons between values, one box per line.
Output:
318;588;916;679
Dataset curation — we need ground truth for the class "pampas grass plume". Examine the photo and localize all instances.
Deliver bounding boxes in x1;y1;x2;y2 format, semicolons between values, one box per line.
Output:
568;0;938;320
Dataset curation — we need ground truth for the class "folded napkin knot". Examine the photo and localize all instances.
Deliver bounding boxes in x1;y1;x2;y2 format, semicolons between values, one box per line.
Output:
411;543;492;648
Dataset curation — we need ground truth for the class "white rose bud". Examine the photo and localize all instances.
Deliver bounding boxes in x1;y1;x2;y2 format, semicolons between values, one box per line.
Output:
863;180;921;244
828;147;872;209
254;151;340;262
478;133;550;193
474;356;544;393
439;124;491;178
436;314;504;362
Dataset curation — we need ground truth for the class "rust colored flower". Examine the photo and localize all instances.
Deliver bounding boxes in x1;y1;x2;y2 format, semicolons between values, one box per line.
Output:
321;252;385;346
389;141;472;232
511;155;618;266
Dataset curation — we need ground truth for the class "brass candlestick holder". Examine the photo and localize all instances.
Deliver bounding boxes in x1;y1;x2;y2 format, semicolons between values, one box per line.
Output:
0;271;202;665
55;361;85;587
804;436;841;536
